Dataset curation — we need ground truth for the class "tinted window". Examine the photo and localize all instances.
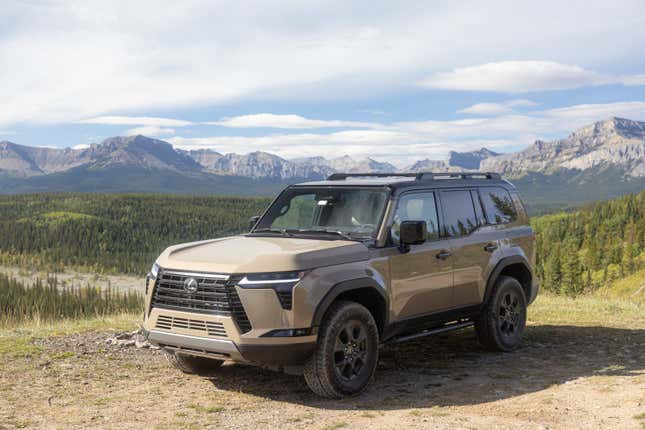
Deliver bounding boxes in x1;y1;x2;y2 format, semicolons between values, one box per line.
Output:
480;187;517;224
441;190;478;237
391;192;439;244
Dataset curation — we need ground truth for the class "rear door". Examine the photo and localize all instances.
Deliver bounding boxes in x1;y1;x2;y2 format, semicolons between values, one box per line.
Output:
388;190;454;319
439;189;500;306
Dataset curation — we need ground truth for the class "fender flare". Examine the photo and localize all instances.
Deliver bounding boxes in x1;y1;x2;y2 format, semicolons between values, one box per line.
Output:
483;255;533;305
311;277;389;328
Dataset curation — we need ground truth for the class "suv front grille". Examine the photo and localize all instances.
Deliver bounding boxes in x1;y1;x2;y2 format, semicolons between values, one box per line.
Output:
151;270;252;333
156;315;227;337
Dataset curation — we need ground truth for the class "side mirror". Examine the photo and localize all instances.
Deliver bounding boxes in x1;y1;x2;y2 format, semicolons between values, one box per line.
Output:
399;220;427;253
248;215;260;230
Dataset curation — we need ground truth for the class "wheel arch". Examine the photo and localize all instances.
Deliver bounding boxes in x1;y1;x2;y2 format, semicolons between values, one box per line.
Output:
311;278;388;337
484;256;533;305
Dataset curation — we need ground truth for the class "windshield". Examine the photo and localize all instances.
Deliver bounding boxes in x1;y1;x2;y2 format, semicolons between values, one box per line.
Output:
253;187;389;239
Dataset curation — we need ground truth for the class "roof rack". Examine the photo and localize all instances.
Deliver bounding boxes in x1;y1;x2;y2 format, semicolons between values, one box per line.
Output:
326;172;501;181
327;173;419;180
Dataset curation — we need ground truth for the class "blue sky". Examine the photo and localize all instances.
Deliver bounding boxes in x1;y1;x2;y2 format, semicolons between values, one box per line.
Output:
2;1;645;166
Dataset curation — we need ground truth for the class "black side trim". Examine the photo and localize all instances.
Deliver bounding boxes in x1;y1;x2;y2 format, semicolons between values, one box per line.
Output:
483;255;532;305
311;278;388;328
382;304;480;342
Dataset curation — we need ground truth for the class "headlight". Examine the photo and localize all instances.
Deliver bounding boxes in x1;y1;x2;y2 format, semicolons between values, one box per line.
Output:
150;262;160;280
146;262;160;295
237;271;304;289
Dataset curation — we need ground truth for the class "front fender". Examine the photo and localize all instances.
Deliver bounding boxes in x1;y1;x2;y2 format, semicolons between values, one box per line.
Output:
292;261;389;329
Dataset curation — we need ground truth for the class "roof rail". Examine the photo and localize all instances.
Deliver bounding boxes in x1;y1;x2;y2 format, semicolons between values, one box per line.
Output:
326;172;501;181
416;172;501;180
326;173;420;180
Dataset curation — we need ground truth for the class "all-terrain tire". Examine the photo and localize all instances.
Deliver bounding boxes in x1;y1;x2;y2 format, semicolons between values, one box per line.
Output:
303;301;379;398
475;276;527;352
164;350;224;375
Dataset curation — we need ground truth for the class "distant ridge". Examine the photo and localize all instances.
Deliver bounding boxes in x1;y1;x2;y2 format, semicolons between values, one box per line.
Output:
1;118;644;207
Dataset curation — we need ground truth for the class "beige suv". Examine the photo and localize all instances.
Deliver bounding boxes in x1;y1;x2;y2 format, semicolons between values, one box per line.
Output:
142;172;538;398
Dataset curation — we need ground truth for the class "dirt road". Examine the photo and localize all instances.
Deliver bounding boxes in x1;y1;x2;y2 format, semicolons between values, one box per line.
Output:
2;320;644;429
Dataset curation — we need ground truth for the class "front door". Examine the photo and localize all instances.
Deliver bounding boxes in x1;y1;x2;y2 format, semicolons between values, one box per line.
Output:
388;191;454;320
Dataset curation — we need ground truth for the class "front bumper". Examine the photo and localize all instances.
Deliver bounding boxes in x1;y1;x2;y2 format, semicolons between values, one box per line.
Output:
144;327;315;365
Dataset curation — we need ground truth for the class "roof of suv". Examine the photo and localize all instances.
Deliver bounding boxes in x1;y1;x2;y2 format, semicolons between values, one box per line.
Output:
294;172;515;192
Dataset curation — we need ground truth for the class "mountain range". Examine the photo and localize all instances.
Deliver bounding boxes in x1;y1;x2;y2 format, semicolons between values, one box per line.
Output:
1;117;644;210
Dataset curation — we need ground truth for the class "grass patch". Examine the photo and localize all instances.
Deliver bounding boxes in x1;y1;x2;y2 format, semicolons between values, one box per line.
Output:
0;335;42;358
0;312;139;359
528;292;645;328
321;422;347;430
187;403;225;414
598;267;645;304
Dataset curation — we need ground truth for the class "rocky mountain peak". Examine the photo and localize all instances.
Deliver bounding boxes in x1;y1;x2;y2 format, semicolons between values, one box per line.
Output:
481;118;645;177
448;147;499;169
570;117;645;141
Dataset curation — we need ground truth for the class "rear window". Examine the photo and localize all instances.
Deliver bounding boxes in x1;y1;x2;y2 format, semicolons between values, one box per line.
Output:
441;190;478;237
480;187;517;224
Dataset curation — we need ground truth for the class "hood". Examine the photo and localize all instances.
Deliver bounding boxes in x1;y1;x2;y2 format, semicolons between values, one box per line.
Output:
156;235;369;274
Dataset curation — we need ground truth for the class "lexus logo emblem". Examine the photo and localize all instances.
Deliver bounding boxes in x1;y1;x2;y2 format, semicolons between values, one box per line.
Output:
184;277;199;293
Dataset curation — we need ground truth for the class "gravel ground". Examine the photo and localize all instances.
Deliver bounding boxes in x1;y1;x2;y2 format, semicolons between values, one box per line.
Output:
1;322;644;429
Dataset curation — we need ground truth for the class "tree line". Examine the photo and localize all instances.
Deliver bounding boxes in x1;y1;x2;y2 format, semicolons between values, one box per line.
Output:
533;189;645;296
0;193;270;274
0;191;643;297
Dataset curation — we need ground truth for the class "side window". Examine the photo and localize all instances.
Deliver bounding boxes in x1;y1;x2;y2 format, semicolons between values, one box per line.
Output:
441;190;478;237
391;192;439;244
480;187;517;224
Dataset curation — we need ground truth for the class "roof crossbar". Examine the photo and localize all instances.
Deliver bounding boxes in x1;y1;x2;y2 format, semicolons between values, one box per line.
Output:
326;172;501;181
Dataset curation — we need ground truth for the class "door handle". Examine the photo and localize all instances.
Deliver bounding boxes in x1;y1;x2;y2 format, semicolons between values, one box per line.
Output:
484;243;498;252
436;250;452;260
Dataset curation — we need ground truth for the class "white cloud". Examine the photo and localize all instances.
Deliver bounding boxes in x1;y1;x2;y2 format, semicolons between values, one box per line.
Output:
506;99;538;108
169;101;645;166
458;99;538;115
79;116;193;127
125;126;175;137
419;61;645;93
2;2;645;126
209;113;377;129
73;144;90;149
458;103;514;115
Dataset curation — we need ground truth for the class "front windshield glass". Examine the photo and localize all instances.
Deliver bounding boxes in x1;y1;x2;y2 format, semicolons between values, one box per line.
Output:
254;187;389;238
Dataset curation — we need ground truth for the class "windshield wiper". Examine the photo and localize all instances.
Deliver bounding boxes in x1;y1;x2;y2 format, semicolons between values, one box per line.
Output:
250;228;293;237
292;229;356;241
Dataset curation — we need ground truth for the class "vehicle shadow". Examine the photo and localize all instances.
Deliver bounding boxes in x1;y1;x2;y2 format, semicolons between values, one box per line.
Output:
206;324;644;410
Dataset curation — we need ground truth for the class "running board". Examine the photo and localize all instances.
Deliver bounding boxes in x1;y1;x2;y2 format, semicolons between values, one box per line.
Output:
390;320;474;343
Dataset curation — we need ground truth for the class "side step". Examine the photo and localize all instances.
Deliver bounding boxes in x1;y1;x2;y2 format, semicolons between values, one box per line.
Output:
389;320;474;344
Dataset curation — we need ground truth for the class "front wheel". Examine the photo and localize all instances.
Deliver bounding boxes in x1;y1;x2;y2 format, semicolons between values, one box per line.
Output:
304;301;379;398
475;276;527;352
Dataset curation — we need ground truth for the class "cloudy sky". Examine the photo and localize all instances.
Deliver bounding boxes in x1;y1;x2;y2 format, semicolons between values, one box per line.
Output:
2;0;645;165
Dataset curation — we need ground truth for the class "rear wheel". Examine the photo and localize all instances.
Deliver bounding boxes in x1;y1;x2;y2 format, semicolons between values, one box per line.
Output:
164;350;224;375
475;276;527;351
304;301;379;398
